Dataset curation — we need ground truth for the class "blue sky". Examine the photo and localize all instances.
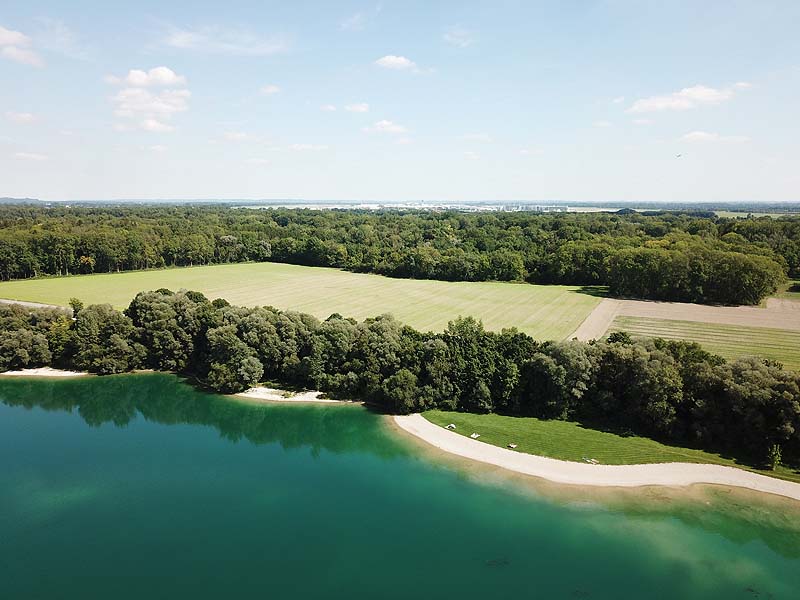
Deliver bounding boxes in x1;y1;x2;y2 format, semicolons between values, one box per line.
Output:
1;1;798;202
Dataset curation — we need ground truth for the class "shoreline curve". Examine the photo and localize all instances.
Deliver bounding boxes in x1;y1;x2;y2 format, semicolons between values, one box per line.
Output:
394;414;800;502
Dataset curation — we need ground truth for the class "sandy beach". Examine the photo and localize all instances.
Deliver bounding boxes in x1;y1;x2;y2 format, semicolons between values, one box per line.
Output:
235;386;354;404
0;367;87;378
394;414;800;501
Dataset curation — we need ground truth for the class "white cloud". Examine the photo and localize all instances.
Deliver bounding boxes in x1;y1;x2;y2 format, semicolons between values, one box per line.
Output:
443;26;474;48
5;111;36;124
108;68;190;133
224;131;251;141
246;158;270;165
340;12;367;31
0;26;44;67
107;66;187;87
340;6;381;32
112;88;190;118
345;103;369;113
375;55;416;70
633;118;652;125
162;25;289;56
142;118;175;133
149;144;167;153
593;120;612;128
1;46;44;67
612;96;625;104
519;147;543;156
320;104;337;112
363;119;407;134
0;25;29;46
627;83;749;113
34;18;88;60
462;133;492;142
396;137;412;145
681;130;750;143
463;151;479;160
289;143;328;151
260;84;280;96
14;152;48;161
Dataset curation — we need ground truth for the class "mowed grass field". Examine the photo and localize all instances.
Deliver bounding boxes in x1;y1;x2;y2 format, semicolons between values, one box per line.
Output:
0;262;602;340
777;280;800;301
423;410;800;483
609;316;800;371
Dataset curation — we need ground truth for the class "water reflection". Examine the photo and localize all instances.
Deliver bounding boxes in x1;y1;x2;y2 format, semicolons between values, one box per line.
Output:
2;372;799;560
0;373;404;459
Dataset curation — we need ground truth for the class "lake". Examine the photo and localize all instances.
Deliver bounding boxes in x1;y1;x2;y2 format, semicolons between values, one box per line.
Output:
1;373;799;599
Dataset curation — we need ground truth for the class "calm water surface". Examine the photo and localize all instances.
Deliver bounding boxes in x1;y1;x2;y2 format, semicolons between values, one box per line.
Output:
1;374;799;599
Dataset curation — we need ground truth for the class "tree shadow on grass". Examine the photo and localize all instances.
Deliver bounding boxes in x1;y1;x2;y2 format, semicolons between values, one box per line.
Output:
570;416;800;477
573;285;609;298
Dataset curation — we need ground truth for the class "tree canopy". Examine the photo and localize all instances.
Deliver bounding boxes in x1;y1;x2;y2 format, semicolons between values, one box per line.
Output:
0;205;796;304
2;289;799;470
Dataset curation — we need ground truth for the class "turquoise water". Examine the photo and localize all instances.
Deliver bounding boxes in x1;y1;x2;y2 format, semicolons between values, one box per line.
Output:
1;374;799;599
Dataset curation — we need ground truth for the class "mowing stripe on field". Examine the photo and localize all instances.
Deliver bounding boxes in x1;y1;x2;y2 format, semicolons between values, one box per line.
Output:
0;262;603;341
609;316;800;371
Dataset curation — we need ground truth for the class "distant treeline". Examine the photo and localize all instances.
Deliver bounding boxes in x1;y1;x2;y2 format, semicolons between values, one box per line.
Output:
1;205;798;304
2;290;799;468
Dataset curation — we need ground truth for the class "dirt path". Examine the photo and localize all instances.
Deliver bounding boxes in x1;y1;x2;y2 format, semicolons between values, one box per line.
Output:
570;298;621;340
0;298;70;312
570;296;800;340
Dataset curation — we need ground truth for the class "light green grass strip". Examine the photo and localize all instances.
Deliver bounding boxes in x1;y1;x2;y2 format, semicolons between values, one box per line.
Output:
609;316;800;371
423;410;800;484
0;262;602;340
777;280;800;301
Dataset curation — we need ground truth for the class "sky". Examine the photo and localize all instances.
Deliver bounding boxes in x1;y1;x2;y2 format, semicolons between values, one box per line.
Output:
1;0;799;202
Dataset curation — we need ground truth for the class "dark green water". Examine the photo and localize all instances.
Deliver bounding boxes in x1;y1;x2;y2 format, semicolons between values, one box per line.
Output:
2;374;799;599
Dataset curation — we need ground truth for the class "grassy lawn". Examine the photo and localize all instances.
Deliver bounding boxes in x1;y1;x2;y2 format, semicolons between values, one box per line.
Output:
609;316;800;371
0;262;602;339
423;410;800;484
777;280;800;301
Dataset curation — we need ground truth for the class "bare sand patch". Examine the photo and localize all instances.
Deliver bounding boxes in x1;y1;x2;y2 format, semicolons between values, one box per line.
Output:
0;368;86;378
393;414;800;502
571;296;800;340
235;386;355;404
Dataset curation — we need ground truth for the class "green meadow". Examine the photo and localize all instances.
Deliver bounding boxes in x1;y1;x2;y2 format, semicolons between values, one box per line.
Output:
609;316;800;371
0;262;602;339
423;410;800;483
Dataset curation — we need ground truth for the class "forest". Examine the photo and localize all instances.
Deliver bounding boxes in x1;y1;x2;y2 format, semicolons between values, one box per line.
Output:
2;290;799;469
0;205;797;305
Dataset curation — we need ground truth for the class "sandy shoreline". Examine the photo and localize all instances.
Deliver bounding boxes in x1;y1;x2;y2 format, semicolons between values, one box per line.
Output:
394;414;800;502
234;386;355;404
0;367;87;378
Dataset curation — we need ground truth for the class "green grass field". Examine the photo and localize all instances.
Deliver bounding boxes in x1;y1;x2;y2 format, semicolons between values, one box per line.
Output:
608;316;800;371
777;280;800;301
423;410;800;484
0;262;602;340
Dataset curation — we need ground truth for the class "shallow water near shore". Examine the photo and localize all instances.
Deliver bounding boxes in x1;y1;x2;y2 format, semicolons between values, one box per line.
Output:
1;373;799;599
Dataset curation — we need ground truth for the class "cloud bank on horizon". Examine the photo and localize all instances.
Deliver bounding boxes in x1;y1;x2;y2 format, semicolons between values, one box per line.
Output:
1;1;799;202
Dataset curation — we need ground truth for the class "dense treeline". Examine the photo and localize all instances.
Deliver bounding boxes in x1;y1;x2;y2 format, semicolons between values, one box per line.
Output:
1;205;797;304
2;290;799;469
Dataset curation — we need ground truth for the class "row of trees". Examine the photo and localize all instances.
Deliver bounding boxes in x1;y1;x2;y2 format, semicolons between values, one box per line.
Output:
0;205;797;304
2;290;799;468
